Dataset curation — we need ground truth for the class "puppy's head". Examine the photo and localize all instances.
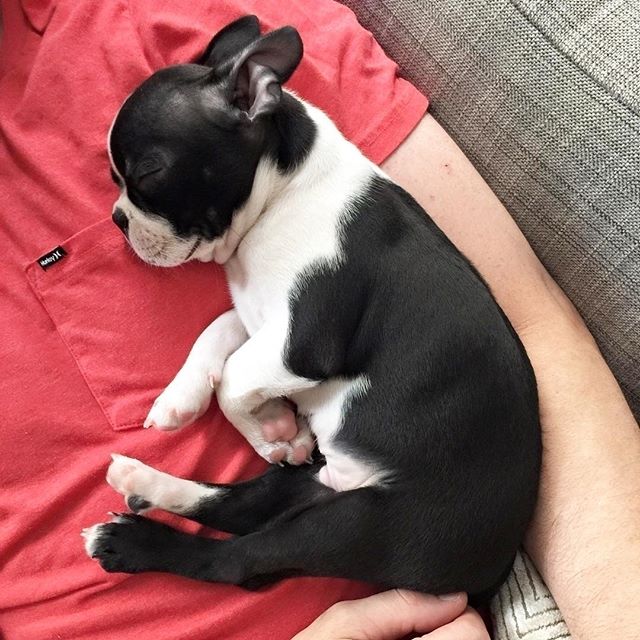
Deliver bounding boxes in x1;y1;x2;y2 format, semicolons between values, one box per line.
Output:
108;16;303;266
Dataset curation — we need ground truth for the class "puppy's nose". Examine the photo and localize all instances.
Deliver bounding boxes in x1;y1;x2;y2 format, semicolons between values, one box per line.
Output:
112;208;129;235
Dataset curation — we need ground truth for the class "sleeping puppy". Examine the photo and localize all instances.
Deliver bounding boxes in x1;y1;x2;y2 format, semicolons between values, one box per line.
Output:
83;16;541;602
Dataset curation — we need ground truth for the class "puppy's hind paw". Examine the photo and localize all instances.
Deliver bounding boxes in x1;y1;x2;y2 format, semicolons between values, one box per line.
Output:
106;454;156;513
82;513;193;575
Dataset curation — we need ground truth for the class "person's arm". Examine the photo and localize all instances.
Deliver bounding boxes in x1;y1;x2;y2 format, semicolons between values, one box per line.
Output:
380;113;640;640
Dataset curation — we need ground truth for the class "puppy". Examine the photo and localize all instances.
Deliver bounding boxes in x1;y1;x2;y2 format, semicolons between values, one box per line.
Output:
84;16;541;602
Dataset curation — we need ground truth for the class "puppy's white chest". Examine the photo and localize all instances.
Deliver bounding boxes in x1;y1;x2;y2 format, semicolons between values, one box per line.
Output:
225;257;278;335
223;127;375;337
225;185;352;335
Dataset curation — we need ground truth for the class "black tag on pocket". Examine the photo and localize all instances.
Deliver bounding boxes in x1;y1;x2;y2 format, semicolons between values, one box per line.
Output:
38;246;67;270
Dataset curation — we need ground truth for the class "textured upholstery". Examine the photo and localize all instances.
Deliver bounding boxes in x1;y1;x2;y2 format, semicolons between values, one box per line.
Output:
340;1;640;637
341;0;640;419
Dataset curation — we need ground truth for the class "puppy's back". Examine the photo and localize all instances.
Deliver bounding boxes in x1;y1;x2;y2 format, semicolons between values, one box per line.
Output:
285;174;541;599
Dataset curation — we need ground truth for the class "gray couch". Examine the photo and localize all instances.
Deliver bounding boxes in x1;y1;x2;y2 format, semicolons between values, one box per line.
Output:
340;1;640;638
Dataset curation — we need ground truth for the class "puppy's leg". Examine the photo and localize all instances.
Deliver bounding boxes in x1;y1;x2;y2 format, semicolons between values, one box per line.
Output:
145;309;247;431
105;454;331;534
216;325;318;464
85;488;416;590
105;454;224;518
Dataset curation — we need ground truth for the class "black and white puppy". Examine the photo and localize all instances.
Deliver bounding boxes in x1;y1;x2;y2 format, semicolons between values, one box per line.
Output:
84;16;541;602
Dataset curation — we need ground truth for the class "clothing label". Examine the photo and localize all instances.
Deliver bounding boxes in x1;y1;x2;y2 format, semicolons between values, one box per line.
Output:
38;246;67;270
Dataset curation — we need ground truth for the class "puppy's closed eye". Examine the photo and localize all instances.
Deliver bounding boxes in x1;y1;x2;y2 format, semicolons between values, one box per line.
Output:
132;158;165;185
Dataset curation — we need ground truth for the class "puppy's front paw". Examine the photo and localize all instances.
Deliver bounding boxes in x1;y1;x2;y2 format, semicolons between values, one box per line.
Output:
144;376;212;431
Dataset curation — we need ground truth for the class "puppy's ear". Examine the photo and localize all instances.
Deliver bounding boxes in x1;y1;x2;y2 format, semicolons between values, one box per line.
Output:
198;15;261;69
226;26;303;120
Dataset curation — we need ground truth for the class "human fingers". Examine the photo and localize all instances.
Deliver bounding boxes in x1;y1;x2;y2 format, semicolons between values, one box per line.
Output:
293;590;467;640
412;607;489;640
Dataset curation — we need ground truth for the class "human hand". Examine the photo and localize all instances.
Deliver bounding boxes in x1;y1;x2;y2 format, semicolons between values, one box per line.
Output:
293;590;489;640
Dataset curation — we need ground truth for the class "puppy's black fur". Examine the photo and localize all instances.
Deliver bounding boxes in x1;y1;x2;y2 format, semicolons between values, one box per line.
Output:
93;16;541;603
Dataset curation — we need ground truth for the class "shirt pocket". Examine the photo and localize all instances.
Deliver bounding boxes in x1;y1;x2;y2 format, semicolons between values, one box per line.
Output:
25;216;231;431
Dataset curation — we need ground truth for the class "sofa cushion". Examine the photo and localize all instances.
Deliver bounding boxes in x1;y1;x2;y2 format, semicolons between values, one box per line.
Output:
341;0;640;422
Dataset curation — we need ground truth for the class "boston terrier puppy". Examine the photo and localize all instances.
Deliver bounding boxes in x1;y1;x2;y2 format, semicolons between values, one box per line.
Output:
83;16;541;602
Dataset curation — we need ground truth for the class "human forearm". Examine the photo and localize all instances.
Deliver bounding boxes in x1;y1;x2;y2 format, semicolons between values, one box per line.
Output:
521;316;640;640
381;114;640;640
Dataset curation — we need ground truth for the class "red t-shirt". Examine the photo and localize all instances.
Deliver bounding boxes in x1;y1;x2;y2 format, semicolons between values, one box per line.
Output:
0;1;427;638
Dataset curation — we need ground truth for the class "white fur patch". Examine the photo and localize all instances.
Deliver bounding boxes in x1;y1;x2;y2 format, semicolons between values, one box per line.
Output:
106;454;225;514
294;376;388;491
113;194;204;267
